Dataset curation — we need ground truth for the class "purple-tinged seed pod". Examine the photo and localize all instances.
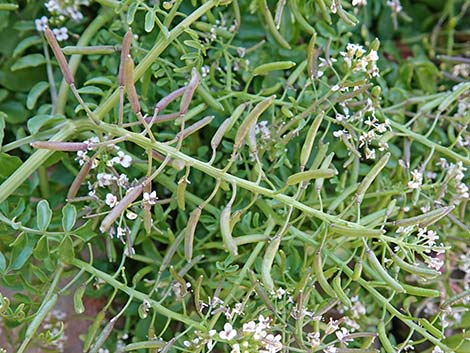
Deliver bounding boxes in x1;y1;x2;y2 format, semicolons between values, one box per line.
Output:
184;207;202;261
179;68;199;115
153;86;186;117
145;112;180;124
31;141;88;151
124;55;141;114
67;158;94;200
118;30;133;87
175;115;214;140
151;150;184;170
44;27;74;85
99;183;144;233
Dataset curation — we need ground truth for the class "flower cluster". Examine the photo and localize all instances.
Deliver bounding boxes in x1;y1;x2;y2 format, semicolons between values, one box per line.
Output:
340;43;379;78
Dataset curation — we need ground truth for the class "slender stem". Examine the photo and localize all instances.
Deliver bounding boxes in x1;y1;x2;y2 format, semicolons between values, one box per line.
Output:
42;38;58;108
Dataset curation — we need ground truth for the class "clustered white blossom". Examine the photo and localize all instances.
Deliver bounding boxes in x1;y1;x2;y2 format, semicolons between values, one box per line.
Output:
340;43;379;78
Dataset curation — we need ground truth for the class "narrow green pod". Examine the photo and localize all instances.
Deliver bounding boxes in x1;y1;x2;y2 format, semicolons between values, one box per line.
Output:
392;206;454;228
258;0;291;49
194;275;203;315
287;169;336;185
313;250;337;298
377;321;395;353
88;318;116;353
124;55;141;114
261;236;281;292
355;152;391;204
196;83;224;111
352;260;363;281
184;207;202;261
315;152;335;194
289;0;316;34
332;275;352;307
253;61;296;76
176;177;188;210
118;30;133;86
307;32;318;80
124;340;166;351
73;285;86;314
391;253;440;278
365;246;405;293
170;266;187;297
211;103;246;154
441;288;470;308
234;95;275;151
300;112;324;170
330;224;384;237
220;204;239;256
418;318;444;339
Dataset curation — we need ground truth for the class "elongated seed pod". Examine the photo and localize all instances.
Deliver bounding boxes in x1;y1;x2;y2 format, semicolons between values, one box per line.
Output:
211;103;247;152
300;112;324;170
194;275;203;315
286;60;307;86
31;141;88;151
124;55;141;114
253;61;296;76
332;275;351;307
62;45;120;55
197;83;225;111
124;340;166;351
261;236;281;292
317;0;332;24
159;230;185;274
67;157;94;200
118;30;133;86
307;32;318;80
327;183;359;213
365;246;405;293
184;207;202;261
147;112;180;124
100;183;144;233
175;115;214;140
438;82;470;113
313;250;337;298
315;152;335;194
220;204;238;256
355;152;391;204
377;321;395;353
341;134;361;158
274;0;286;28
287;169;336;185
335;0;359;26
247;123;258;155
419;318;444;339
160;338;176;353
352;260;363;281
153;86;186;117
391;253;440;278
83;310;105;352
73;285;86;314
44;27;74;84
88;318;116;353
176;177;188;211
234;95;275;151
258;0;291;49
170;266;188;297
289;0;315;34
441;288;470;308
311;142;329;170
180;68;199;115
392;206;454;228
330;224;383;237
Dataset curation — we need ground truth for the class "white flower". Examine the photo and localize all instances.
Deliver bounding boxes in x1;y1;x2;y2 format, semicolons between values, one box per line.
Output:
263;334;282;352
53;27;69;41
126;211;138;220
76;150;88;166
426;256;444;271
66;7;83;21
324;346;337;353
97;173;115;187
35;16;48;32
45;0;60;12
307;332;320;347
230;343;241;353
112;151;132;168
105;193;118;208
274;287;286;299
325;318;340;335
117;174;129;188
352;0;367;6
335;327;352;343
219;323;237;340
408;169;423;189
432;347;444;353
143;191;158;205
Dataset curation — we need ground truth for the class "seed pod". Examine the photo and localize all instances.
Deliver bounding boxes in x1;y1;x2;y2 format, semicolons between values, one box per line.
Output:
44;27;74;85
391;253;440;278
31;141;88;151
392;206;454;228
83;310;106;352
210;103;247;157
365;245;405;293
67;157;94;200
327;183;359;213
355;152;390;204
118;30;133;86
73;285;86;314
124;340;166;351
170;266;188;297
99;183;144;233
300;112;324;170
234;95;275;151
317;0;332;24
352;260;363;281
287;169;336;186
184;207;202;262
220;204;238;256
160;338;176;353
334;0;359;26
315;152;335;194
330;224;383;237
176;177;188;211
311;142;329;170
180;68;199;115
153;86;186;117
313;250;337;298
418;318;444;339
258;0;291;49
274;0;286;28
261;236;281;292
124;55;140;114
175;115;214;141
332;275;351;308
88;318;116;353
253;61;296;76
159;230;185;274
194;275;203;315
377;321;395;353
247;123;258;155
143;184;152;234
197;82;225;112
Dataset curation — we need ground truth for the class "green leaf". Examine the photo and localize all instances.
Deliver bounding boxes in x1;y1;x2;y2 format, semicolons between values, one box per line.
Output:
36;199;52;231
0;152;22;179
62;204;77;232
8;233;33;272
26;81;49;110
11;54;46;71
59;235;75;264
27;114;66;135
127;2;138;24
77;86;104;96
13;35;41;57
145;11;155;32
33;235;49;260
0;252;6;273
0;111;5;147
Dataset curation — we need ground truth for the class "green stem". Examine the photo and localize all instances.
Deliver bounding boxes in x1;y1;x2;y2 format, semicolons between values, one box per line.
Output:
55;9;114;115
71;258;205;330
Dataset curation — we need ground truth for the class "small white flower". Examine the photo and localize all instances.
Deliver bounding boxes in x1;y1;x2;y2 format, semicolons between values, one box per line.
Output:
408;169;423;190
274;287;286;299
45;0;60;12
219;323;237;340
230;343;241;353
35;16;48;32
331;84;340;92
126;211;138;220
112;151;132;168
53;27;69;41
97;173;115;187
105;193;118;208
143;191;158;205
324;346;337;353
432;347;444;353
352;0;367;6
307;332;320;347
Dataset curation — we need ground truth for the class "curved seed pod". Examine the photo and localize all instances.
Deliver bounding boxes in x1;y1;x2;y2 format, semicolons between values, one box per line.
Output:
289;0;315;34
153;86;186;117
220;204;238;256
124;55;140;114
334;0;359;26
377;321;395;353
352;260;363;281
118;29;133;87
100;183;144;233
355;152;391;204
307;32;318;80
234;95;275;151
170;266;188;297
44;27;74;85
286;60;307;86
317;0;332;24
194;275;203;315
252;61;296;76
313;250;337;298
441;288;470;308
88;318;116;353
83;310;106;352
300;112;324;170
176;177;188;211
315;152;335;194
67;157;94;200
180;68;199;115
258;0;291;49
184;207;202;261
287;168;336;185
211;103;247;152
73;285;86;314
365;245;405;293
330;224;383;237
418;318;444;339
197;83;225;111
175;115;214;141
261;236;281;292
274;0;286;28
31;141;88;151
391;253;440;278
392;206;454;228
332;275;351;308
